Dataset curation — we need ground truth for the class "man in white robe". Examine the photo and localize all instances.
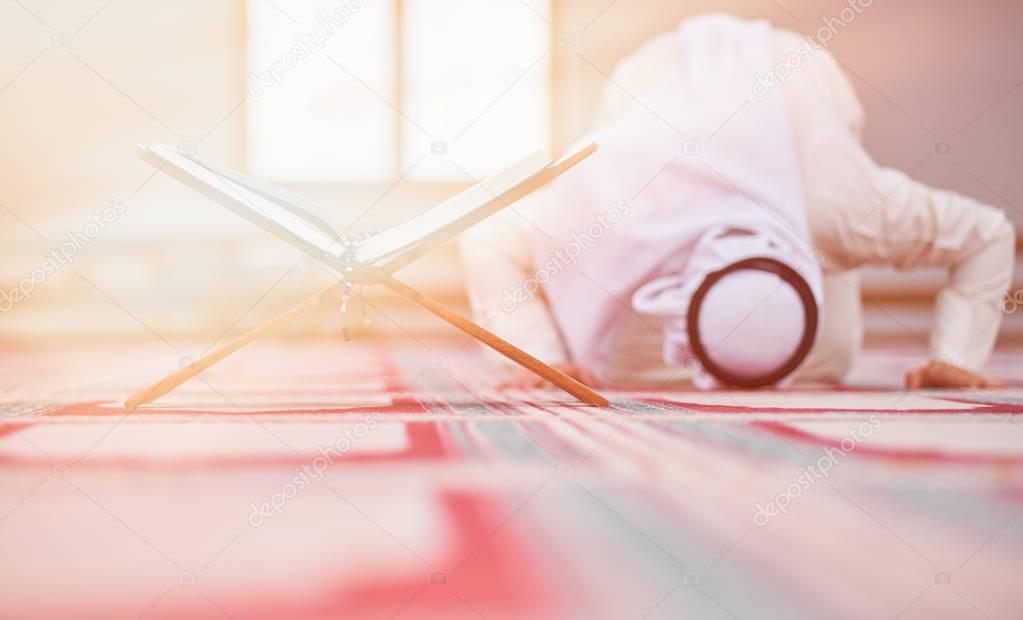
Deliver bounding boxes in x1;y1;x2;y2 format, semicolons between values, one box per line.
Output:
459;15;1015;390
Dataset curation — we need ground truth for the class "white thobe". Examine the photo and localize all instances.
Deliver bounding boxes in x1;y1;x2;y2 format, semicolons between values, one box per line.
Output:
459;24;1015;384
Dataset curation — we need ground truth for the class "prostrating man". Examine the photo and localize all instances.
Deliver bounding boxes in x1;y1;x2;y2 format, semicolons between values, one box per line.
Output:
459;14;1015;390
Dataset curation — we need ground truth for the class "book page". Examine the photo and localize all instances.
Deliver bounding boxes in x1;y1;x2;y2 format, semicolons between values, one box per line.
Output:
355;151;549;266
140;144;345;264
182;151;340;242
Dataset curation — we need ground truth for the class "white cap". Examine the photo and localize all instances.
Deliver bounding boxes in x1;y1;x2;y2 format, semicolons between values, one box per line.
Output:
695;269;806;380
631;226;820;389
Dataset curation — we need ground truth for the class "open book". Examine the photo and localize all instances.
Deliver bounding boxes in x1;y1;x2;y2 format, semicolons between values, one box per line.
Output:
138;142;597;274
125;141;608;410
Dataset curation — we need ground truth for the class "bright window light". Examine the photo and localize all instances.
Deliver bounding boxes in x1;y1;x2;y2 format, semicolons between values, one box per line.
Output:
402;0;551;181
246;0;551;184
246;1;397;182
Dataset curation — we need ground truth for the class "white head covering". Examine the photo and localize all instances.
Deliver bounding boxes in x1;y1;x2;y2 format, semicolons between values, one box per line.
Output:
699;271;805;371
526;14;823;387
632;226;818;388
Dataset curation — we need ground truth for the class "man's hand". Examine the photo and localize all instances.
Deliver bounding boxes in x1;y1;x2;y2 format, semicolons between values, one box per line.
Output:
499;364;602;390
904;359;1001;389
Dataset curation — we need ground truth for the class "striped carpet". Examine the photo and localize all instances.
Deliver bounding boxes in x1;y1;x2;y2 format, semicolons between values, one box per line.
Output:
1;341;1021;619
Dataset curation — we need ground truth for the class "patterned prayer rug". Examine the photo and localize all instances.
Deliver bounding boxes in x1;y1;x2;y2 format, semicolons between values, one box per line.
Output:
1;341;1021;619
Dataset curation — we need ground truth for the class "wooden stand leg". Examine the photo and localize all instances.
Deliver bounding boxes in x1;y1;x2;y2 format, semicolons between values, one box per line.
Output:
124;273;610;409
124;282;347;409
371;269;609;407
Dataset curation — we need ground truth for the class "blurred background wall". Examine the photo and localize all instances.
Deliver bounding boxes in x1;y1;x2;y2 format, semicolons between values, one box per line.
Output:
1;0;1021;348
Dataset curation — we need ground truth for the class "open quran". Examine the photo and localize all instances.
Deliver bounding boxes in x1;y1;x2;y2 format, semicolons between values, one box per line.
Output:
127;142;606;409
138;143;594;273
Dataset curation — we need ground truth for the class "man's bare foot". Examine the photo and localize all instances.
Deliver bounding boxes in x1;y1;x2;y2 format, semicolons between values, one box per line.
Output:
499;364;602;389
904;360;1001;389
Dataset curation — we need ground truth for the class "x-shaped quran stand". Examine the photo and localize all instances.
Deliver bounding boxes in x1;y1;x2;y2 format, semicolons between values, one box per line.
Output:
124;143;608;409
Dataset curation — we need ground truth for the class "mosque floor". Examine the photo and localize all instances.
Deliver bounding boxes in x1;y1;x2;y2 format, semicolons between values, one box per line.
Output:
1;341;1020;619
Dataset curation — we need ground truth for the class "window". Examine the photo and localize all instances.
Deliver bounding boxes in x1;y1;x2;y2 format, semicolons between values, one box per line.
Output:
246;0;552;184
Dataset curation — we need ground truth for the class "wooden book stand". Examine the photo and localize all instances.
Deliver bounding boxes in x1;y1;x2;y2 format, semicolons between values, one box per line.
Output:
124;144;609;409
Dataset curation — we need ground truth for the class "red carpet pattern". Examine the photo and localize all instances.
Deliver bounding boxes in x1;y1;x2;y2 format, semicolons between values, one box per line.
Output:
1;342;1021;619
